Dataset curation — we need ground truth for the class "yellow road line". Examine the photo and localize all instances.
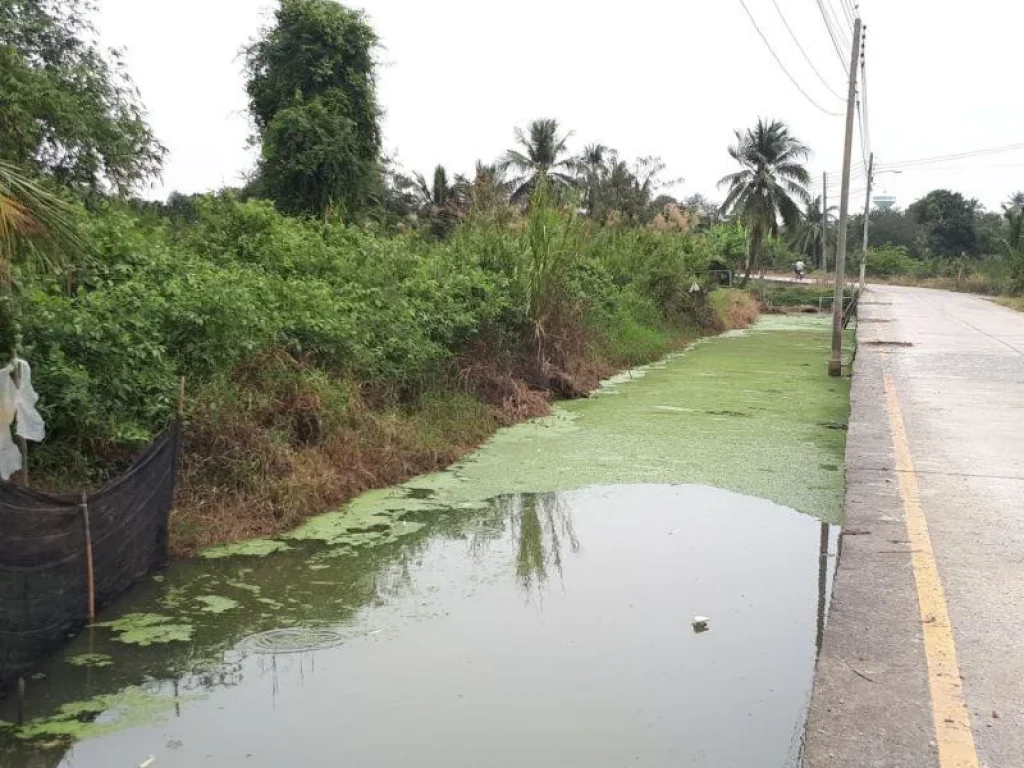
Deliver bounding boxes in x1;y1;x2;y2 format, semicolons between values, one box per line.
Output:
883;374;980;768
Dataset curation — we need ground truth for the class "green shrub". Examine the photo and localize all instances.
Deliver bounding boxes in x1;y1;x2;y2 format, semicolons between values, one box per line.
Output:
6;190;744;481
863;245;917;277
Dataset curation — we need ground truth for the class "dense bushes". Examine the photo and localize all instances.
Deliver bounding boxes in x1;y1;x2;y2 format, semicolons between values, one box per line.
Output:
3;193;749;546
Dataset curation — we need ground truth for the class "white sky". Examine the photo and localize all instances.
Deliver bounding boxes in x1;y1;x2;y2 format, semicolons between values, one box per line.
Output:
97;0;1024;211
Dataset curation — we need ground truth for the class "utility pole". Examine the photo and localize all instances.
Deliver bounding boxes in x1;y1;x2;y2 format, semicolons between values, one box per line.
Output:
859;152;873;291
828;17;862;378
821;172;828;275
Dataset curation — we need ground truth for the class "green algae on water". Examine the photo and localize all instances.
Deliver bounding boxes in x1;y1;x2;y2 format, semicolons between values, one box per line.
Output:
14;688;185;743
201;539;291;559
195;595;240;614
226;580;261;594
67;653;114;669
293;315;850;533
288;498;426;546
96;613;194;646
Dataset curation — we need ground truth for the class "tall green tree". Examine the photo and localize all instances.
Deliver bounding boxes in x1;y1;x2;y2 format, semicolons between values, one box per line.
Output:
718;119;810;283
501;119;577;204
907;189;979;258
792;196;835;266
1003;194;1024;293
576;143;610;216
575;146;674;223
0;0;164;193
245;0;382;218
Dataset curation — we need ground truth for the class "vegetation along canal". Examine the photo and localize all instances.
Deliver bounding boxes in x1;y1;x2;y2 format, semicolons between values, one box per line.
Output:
1;315;850;767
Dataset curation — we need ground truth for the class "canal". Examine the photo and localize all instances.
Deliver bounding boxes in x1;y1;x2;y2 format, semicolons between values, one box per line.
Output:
1;315;849;767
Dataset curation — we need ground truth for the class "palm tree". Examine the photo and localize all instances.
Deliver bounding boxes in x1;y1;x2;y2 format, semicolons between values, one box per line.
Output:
464;161;511;213
718;119;811;284
501;119;578;204
0;160;83;283
413;165;457;210
792;195;836;269
576;143;609;216
411;165;466;238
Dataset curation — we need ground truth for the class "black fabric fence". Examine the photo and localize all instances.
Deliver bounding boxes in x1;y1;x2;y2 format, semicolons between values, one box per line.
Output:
0;423;181;690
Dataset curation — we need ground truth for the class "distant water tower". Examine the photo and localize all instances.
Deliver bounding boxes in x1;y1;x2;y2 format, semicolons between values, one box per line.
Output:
873;194;897;211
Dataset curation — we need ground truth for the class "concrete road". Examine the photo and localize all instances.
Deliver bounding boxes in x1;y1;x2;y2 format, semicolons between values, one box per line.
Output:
804;285;1024;768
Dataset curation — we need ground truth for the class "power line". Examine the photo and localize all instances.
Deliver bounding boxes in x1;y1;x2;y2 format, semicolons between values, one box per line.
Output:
826;0;853;47
827;0;851;32
738;0;843;116
877;164;1024;172
838;0;858;25
815;0;850;73
878;142;1024;170
769;0;844;100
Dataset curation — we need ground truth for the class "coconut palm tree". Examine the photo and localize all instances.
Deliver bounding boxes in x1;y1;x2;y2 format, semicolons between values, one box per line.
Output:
501;119;578;204
413;165;456;210
792;195;836;269
0;160;83;283
576;143;610;216
718;119;811;284
410;165;467;239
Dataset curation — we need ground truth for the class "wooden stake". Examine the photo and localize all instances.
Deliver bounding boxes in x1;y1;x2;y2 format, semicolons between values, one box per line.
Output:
177;376;185;419
81;491;96;623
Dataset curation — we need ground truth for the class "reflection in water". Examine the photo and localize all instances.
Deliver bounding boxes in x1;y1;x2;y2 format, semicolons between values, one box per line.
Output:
2;485;839;768
507;493;580;597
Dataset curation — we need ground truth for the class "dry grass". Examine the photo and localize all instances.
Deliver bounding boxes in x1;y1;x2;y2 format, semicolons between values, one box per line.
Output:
994;296;1024;313
869;273;1004;295
710;288;760;331
172;383;500;556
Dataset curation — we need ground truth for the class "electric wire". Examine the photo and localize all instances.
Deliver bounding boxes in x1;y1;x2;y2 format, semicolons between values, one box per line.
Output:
826;0;853;47
830;0;855;29
838;0;857;25
738;0;843;116
769;0;845;100
815;0;850;73
877;143;1024;170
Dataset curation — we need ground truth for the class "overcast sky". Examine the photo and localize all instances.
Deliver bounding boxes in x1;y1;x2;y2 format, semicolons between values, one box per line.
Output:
97;0;1024;211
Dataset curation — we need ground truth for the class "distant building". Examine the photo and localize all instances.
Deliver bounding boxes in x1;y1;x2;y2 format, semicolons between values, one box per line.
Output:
873;194;897;211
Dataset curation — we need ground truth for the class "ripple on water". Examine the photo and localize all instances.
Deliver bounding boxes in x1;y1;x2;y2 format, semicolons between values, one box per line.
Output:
238;627;345;655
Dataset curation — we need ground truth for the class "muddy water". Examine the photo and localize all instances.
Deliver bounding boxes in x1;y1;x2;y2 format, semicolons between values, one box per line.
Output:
0;316;848;766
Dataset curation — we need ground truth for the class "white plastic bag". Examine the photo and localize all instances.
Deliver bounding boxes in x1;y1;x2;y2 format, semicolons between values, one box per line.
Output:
0;358;46;481
11;359;45;442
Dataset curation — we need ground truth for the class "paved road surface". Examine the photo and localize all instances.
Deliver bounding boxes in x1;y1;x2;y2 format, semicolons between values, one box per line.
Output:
804;285;1024;768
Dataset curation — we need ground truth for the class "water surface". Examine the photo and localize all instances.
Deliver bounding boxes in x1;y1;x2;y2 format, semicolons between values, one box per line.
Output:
4;485;837;767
